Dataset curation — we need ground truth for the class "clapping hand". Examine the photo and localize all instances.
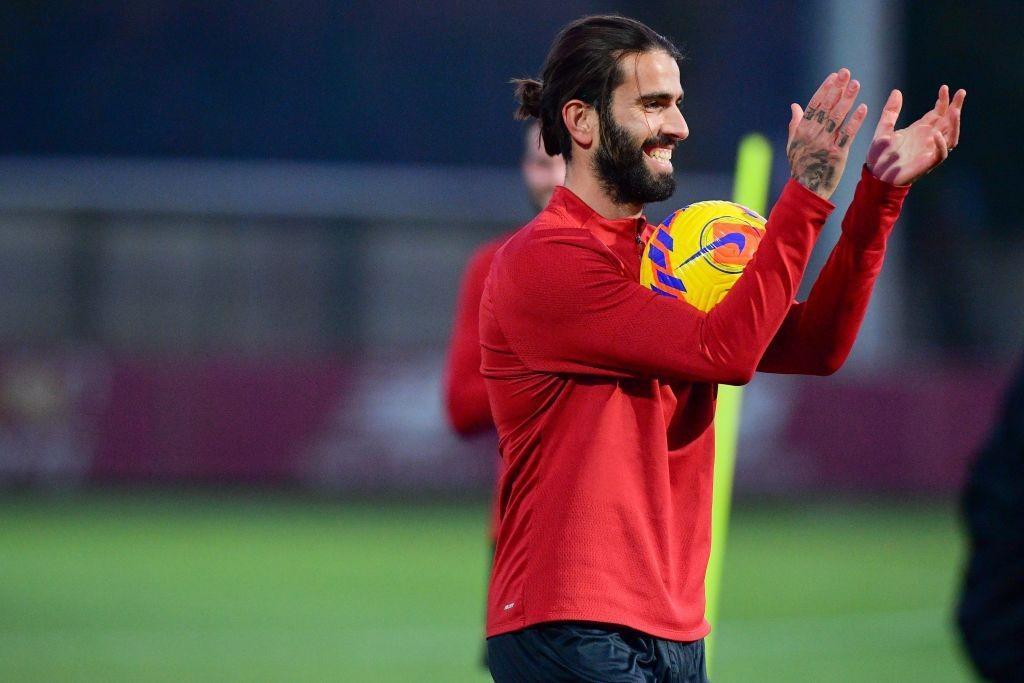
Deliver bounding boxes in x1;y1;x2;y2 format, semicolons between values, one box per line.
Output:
786;68;869;200
866;85;966;185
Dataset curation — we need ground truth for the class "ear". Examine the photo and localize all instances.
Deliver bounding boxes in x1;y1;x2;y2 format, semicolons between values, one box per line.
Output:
562;99;597;149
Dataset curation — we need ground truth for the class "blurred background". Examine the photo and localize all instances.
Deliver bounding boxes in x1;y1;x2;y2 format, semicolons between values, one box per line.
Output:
0;1;1018;680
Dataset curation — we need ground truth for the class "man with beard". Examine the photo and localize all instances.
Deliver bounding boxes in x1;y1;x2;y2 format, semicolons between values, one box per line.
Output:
481;14;963;682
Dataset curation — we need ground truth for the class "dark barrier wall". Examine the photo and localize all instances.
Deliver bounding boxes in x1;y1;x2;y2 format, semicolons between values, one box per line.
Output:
0;351;1009;496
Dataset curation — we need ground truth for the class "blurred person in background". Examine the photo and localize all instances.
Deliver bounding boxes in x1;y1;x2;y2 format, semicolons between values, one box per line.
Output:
480;14;963;682
444;120;566;438
958;355;1024;680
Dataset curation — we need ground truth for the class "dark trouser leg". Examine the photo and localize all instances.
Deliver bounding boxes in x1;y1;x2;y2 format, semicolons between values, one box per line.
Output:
655;636;708;683
488;622;699;683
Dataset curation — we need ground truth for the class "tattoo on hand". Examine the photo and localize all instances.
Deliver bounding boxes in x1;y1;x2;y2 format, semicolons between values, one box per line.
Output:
816;110;826;124
837;132;849;148
804;107;816;121
826;119;836;133
787;141;838;195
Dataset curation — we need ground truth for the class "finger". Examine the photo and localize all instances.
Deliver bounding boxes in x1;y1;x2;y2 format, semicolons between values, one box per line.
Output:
949;105;962;148
826;78;859;135
933;129;949;162
809;68;848;128
803;72;837;123
821;68;850;118
873;89;902;138
950;88;965;148
951;88;966;112
789;103;803;140
836;103;868;148
936;84;950;115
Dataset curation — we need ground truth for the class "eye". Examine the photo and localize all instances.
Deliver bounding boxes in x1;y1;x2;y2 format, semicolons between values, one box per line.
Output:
643;100;663;112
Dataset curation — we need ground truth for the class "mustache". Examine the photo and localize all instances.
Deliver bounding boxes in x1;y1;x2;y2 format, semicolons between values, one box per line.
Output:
641;135;679;150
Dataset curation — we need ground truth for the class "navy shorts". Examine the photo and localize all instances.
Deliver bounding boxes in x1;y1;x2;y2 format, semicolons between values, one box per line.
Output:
487;621;709;682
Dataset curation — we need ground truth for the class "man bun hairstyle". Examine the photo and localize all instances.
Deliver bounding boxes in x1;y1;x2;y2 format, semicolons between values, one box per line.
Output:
512;15;682;160
514;78;543;120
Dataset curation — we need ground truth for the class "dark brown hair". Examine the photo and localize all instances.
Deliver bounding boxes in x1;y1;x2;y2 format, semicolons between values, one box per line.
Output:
512;15;682;160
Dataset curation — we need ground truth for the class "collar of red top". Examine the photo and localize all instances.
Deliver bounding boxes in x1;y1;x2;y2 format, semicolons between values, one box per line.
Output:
548;186;654;248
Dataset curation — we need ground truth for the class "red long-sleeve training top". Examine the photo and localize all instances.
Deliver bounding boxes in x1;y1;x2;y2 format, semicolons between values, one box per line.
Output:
444;232;514;539
445;234;511;437
481;166;909;640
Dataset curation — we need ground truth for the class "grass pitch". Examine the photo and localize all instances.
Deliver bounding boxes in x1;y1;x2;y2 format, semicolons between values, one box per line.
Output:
0;493;973;681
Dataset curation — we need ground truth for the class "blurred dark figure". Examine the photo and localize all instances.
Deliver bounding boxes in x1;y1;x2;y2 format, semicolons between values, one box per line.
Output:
958;357;1024;680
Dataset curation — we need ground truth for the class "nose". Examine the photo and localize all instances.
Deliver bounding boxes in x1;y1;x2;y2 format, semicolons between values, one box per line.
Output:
664;106;689;143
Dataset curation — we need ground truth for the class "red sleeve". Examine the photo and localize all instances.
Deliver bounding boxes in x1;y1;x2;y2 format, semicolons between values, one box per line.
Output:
444;240;502;435
489;179;833;385
757;165;910;375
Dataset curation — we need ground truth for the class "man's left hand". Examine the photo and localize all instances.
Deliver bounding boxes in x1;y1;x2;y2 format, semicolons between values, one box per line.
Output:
866;84;966;185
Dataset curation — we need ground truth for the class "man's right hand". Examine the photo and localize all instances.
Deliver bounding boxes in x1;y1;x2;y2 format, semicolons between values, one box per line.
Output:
786;69;868;201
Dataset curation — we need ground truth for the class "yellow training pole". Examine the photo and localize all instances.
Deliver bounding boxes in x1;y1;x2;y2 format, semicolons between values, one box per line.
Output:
704;133;773;674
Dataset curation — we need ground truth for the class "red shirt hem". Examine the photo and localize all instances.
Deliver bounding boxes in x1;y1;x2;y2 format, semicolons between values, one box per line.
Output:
486;610;711;643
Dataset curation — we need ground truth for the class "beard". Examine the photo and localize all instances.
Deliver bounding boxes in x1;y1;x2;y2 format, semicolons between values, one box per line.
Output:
593;111;677;206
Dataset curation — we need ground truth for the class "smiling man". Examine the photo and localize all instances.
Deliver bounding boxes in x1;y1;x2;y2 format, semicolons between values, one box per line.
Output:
481;15;963;682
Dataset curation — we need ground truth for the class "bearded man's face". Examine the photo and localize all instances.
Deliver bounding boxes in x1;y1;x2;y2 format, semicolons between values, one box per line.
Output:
593;108;677;205
593;50;689;206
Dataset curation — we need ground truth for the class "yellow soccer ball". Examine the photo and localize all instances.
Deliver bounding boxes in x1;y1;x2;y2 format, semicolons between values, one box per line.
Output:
641;200;767;313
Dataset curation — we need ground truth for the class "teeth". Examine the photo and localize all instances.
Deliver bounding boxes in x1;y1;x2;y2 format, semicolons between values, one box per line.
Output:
649;148;672;161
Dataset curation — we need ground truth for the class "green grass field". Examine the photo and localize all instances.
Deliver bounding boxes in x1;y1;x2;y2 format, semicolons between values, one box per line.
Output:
0;493;974;681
